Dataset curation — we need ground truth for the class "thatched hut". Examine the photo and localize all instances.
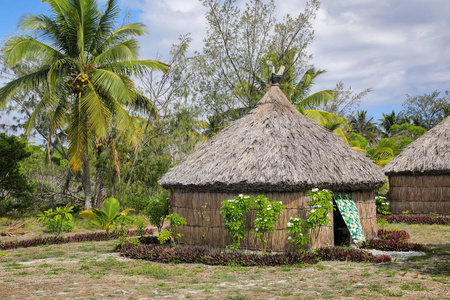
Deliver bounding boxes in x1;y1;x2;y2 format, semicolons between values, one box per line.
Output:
383;116;450;215
159;84;386;251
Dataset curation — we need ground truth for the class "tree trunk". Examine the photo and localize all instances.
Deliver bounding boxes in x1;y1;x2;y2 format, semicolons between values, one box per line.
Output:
82;154;92;210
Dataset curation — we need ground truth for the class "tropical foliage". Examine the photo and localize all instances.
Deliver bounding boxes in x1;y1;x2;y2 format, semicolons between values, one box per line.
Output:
0;0;168;209
80;197;133;233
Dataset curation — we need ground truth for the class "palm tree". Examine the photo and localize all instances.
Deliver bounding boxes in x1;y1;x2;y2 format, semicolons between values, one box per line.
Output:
0;0;168;209
349;111;380;144
378;110;400;137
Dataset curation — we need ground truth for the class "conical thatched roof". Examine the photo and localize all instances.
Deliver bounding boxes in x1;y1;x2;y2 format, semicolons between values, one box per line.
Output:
159;86;386;192
383;116;450;176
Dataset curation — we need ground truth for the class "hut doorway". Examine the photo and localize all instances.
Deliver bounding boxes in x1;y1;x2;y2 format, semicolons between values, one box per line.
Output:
333;199;350;246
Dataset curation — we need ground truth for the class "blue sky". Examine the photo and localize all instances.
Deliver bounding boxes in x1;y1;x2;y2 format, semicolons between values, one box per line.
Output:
1;0;449;125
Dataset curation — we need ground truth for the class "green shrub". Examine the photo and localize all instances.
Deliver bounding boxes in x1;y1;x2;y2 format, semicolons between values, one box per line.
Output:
37;206;74;236
145;189;170;234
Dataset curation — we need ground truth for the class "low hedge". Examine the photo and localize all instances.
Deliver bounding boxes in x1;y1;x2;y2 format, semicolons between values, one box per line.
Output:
0;228;153;250
118;242;392;265
360;229;426;252
377;214;450;225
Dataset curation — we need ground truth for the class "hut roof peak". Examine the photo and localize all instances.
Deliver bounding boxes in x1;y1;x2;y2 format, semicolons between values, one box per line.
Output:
160;86;386;192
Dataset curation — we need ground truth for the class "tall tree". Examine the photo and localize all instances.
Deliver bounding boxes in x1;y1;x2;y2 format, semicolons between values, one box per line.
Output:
400;90;449;130
0;0;168;209
195;0;319;119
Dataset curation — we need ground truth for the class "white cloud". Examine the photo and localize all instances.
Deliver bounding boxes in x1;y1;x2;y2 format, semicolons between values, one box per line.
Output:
308;0;450;115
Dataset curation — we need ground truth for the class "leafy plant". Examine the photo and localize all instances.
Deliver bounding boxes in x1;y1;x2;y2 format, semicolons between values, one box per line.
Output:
37;206;74;236
80;198;134;233
287;188;335;250
145;189;170;234
220;194;255;251
252;196;285;252
157;213;186;245
377;217;389;230
286;216;310;250
375;195;390;214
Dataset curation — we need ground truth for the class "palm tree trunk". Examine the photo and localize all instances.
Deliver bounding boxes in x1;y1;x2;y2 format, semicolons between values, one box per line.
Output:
82;151;92;210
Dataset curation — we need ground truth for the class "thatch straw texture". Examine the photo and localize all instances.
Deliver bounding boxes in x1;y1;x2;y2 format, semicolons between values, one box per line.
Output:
384;116;450;175
160;86;386;192
388;174;450;215
170;189;377;251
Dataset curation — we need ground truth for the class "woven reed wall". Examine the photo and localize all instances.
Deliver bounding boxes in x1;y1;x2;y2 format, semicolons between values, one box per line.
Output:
170;189;377;251
389;175;450;215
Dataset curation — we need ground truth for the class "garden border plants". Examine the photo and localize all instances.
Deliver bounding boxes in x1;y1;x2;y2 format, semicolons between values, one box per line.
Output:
0;228;153;250
377;214;450;225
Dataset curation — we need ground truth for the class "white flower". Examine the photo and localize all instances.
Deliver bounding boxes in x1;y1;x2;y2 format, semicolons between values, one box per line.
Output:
288;236;292;240
312;188;319;192
239;194;243;197
267;207;272;210
299;233;303;236
287;222;293;227
264;219;267;222
255;228;258;231
310;209;316;213
244;196;250;199
279;201;282;205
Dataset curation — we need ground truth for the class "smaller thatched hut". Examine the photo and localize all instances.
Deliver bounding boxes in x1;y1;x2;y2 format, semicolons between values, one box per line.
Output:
383;116;450;215
160;83;386;251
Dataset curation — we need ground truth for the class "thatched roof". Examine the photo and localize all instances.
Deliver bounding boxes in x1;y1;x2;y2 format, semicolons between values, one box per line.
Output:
383;115;450;176
159;86;386;192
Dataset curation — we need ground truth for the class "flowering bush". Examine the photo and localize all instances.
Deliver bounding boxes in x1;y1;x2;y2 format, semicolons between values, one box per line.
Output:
375;195;390;214
286;216;310;249
220;194;255;250
287;188;335;250
306;188;335;230
253;196;285;252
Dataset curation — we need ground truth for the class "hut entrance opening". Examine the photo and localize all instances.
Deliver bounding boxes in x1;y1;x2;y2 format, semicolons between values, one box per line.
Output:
333;199;351;246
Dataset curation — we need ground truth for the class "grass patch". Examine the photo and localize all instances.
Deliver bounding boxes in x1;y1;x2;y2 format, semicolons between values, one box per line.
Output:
212;272;237;281
400;283;428;291
14;271;32;277
123;263;173;279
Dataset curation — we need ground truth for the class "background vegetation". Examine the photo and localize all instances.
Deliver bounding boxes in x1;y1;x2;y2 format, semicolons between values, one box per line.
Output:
0;0;448;217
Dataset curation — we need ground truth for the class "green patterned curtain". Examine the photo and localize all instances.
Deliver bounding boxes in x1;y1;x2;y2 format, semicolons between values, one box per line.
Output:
334;194;365;243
